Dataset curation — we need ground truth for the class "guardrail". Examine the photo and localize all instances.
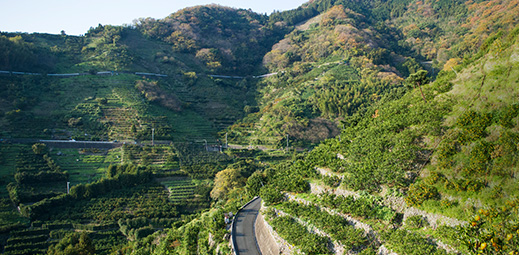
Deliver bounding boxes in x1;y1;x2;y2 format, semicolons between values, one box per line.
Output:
0;70;168;78
0;70;278;79
230;196;260;255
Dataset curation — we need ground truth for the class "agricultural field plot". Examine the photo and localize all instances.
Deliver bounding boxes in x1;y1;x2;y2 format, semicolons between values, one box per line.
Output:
2;219;126;255
160;178;196;203
0;144;26;197
49;148;122;185
33;182;178;222
0;198;28;236
121;145;178;170
159;177;212;207
2;226;53;255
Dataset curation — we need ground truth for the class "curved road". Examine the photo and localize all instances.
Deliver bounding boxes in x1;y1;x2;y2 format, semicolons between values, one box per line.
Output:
234;197;262;255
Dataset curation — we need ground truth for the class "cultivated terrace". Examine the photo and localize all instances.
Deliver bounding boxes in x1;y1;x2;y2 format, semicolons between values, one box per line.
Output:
0;0;519;254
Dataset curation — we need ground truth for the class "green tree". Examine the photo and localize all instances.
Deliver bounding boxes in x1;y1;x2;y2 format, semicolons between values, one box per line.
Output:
32;143;47;155
260;185;285;205
246;171;264;197
47;232;95;255
406;70;430;103
210;168;245;200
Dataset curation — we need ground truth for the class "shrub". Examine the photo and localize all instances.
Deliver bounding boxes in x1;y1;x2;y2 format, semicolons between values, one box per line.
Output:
405;182;440;207
456;111;492;145
497;104;519;128
260;185;285;205
457;200;519;254
382;229;447;255
435;140;458;168
423;172;447;185
465;140;492;175
322;175;342;188
96;97;108;105
405;215;429;229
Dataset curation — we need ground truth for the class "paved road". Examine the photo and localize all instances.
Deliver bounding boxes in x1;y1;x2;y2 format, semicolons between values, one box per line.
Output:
234;197;262;255
3;139;123;149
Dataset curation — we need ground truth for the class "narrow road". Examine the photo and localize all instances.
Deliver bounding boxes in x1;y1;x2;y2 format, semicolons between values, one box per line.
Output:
3;138;122;149
233;197;262;255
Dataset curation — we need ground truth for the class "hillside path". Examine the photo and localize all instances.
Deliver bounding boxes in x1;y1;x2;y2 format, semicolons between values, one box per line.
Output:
234;197;262;255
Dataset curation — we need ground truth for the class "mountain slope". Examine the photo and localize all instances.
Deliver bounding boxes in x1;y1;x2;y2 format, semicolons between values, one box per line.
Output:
247;3;519;253
1;1;519;254
0;5;290;141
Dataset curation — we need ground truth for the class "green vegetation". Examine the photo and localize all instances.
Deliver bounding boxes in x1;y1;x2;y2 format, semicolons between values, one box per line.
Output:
1;0;519;254
277;201;368;250
264;208;331;254
381;229;447;255
160;177;212;207
317;193;397;222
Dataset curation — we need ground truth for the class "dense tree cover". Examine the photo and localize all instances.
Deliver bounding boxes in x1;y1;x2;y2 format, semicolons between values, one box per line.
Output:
245;171;265;197
7;146;67;205
301;72;453;191
268;0;372;27
0;35;37;71
135;4;285;74
47;232;95;255
225;0;519;149
209;158;265;200
229;1;417;147
135;80;182;112
264;13;519;253
0;34;62;72
82;24;133;71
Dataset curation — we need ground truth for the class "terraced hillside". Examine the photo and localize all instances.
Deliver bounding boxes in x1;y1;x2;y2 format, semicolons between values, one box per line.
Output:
253;23;519;254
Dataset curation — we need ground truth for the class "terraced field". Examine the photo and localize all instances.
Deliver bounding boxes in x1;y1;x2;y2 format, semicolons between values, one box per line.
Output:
261;169;465;255
161;178;196;203
0;144;25;196
159;177;212;208
50;148;121;184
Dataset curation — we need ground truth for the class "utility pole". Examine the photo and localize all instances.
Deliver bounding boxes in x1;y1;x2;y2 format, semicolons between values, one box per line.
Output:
152;128;155;146
225;133;228;148
67;182;70;194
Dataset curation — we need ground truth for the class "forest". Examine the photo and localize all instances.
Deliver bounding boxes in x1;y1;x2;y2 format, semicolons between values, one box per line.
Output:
1;0;519;254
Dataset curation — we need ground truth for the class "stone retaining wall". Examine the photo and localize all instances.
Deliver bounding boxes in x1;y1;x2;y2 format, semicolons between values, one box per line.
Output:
255;212;280;255
257;203;300;255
